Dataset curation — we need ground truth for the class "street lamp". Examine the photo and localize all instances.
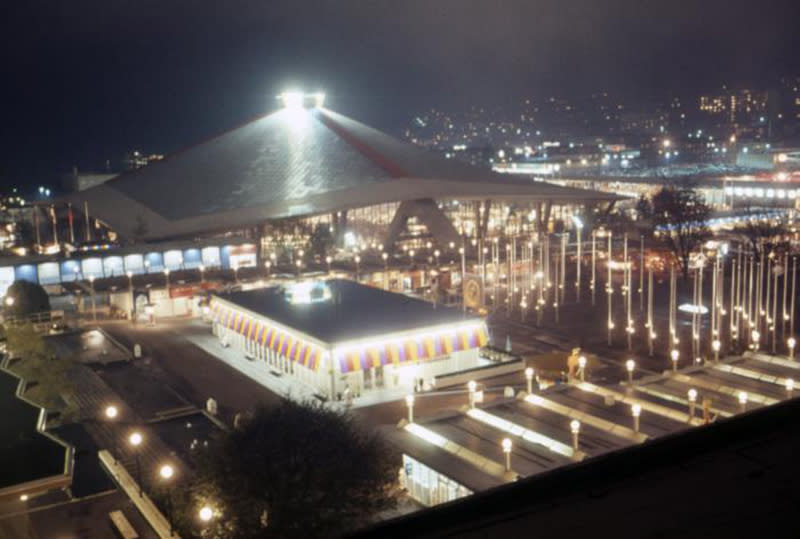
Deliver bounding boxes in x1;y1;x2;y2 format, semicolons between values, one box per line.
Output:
688;388;698;421
712;339;721;362
467;380;477;408
670;349;679;372
159;464;175;537
409;249;415;266
570;419;581;451
738;391;748;413
355;255;361;279
788;337;796;360
199;264;205;283
434;249;441;267
405;394;415;423
128;431;144;496
501;438;512;472
88;275;96;321
126;271;133;303
105;405;119;463
631;403;642;433
163;268;170;291
264;260;271;278
625;359;635;383
786;378;794;398
752;330;761;351
578;356;587;382
199;506;214;523
325;256;332;274
524;367;534;393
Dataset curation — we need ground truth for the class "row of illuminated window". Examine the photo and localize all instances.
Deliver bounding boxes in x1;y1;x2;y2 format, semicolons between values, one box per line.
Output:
0;244;257;295
723;186;800;199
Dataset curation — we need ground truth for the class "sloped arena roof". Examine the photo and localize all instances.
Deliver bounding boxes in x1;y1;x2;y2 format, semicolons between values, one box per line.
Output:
65;106;620;241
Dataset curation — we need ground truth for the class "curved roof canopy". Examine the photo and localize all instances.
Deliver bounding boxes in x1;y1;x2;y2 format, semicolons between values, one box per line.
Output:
66;107;619;240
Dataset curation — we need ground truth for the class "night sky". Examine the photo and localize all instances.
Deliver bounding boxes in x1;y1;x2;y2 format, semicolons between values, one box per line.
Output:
2;0;799;188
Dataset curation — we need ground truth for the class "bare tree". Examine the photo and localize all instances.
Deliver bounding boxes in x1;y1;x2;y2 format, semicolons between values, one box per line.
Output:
651;182;711;278
737;205;790;257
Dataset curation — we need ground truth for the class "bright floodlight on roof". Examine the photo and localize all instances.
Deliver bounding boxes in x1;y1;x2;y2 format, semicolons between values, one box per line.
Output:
279;91;325;109
280;91;305;109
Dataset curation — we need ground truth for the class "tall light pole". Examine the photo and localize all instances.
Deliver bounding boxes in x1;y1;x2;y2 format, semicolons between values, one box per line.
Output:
164;269;170;294
326;256;332;274
129;431;144;497
354;255;361;280
159;464;176;537
382;252;389;290
88;275;96;321
578;355;587;382
502;438;512;472
625;359;635;384
687;388;698;421
405;394;415;423
591;230;597;306
631;403;642;433
712;339;721;362
786;378;794;398
104;405;119;463
126;271;134;321
524;367;534;393
570;420;581;451
738;391;748;413
671;349;679;372
199;263;206;283
789;337;796;360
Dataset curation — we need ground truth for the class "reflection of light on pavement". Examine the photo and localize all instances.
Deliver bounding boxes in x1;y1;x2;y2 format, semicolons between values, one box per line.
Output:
84;329;105;347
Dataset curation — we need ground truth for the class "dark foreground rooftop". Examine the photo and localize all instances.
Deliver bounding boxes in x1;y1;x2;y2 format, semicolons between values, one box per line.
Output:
214;279;480;344
356;394;800;539
0;369;70;491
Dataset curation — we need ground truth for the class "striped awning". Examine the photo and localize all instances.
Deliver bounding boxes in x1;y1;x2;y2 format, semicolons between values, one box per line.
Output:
334;325;489;373
210;300;326;372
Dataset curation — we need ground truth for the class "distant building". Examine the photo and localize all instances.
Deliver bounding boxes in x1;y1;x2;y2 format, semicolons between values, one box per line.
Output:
699;88;771;129
123;150;164;170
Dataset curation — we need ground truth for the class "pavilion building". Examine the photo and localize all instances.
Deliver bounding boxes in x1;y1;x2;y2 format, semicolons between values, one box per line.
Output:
209;279;490;400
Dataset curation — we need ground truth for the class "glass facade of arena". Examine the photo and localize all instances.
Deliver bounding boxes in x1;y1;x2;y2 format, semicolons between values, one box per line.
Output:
0;242;257;296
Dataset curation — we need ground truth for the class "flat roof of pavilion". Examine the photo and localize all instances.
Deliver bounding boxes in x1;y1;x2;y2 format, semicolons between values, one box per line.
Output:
212;279;481;345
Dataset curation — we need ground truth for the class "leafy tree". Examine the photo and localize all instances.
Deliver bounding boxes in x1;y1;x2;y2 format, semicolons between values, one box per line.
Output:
4;324;77;419
4;280;50;318
173;400;399;538
651;183;711;278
